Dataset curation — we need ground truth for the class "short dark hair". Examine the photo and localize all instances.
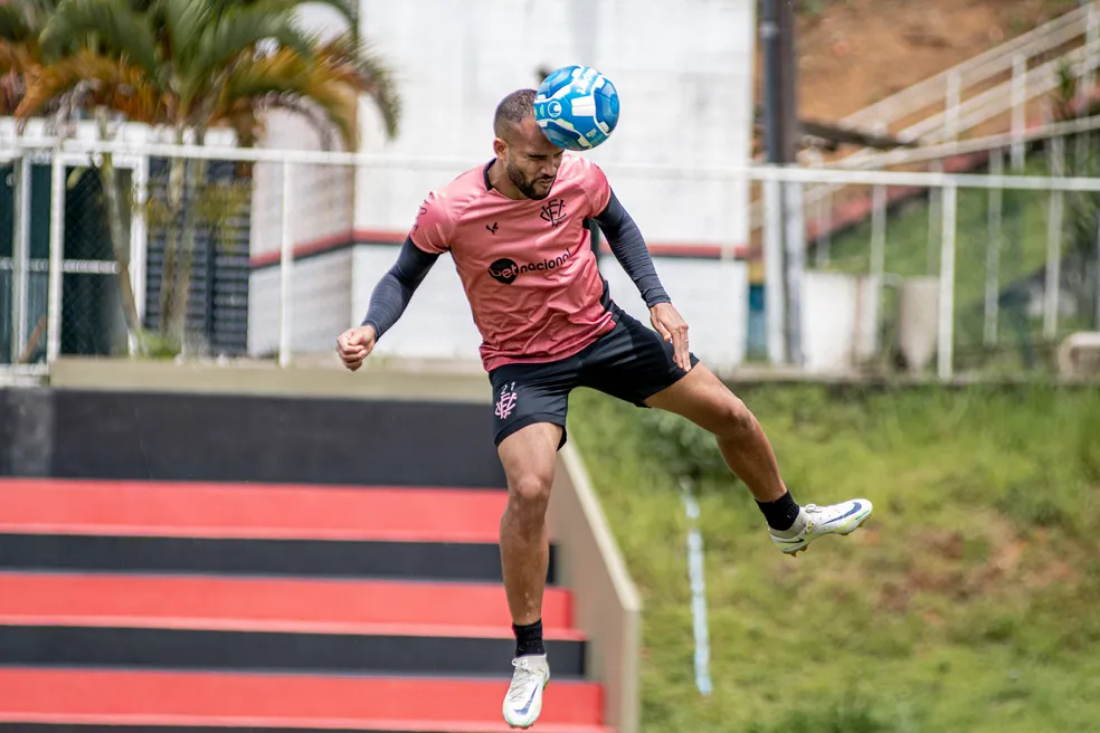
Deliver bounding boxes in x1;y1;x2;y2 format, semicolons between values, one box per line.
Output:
494;89;536;141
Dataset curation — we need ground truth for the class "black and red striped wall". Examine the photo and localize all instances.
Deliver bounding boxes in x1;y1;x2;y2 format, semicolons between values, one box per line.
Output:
0;387;611;733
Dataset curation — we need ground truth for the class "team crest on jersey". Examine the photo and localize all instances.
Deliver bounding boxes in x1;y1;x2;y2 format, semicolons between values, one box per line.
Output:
540;198;566;227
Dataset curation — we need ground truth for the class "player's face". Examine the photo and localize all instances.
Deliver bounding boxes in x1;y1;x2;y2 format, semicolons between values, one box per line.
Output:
500;116;564;200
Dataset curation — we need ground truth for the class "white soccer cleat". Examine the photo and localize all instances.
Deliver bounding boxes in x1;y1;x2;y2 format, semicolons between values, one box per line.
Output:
503;654;550;729
770;498;873;556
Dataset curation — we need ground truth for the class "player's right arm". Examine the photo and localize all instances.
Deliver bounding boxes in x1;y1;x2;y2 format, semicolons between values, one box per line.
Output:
336;195;453;371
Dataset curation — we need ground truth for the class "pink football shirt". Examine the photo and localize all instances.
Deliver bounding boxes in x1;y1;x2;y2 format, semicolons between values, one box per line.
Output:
409;154;617;372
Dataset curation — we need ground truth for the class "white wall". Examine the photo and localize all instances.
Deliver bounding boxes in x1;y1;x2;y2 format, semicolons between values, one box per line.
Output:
248;0;760;366
602;256;749;370
352;0;757;248
249;250;354;357
350;245;484;361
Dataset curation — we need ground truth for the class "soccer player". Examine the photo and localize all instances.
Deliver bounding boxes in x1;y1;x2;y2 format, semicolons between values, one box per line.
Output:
336;89;873;729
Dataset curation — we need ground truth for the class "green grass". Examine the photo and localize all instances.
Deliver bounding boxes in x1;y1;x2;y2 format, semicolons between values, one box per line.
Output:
567;382;1100;733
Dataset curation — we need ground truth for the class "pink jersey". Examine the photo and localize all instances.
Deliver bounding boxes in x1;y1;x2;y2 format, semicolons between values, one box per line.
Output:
409;154;617;372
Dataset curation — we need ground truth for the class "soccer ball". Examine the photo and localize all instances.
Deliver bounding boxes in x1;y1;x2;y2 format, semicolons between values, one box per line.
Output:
534;65;620;151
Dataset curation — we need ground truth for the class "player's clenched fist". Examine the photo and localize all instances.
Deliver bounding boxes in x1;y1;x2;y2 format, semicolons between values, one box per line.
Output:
335;325;376;371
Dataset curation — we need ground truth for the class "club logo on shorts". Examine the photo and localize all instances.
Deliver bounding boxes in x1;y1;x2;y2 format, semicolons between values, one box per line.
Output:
495;382;518;420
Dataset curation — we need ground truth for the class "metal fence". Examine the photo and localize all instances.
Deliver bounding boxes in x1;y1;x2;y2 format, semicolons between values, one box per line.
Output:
1;132;1097;382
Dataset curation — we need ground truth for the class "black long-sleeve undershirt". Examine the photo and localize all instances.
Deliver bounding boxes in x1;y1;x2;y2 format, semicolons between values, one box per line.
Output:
360;238;439;338
360;188;670;339
593;189;671;308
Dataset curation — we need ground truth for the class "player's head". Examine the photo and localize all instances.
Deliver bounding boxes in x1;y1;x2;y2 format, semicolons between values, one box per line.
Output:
493;88;563;200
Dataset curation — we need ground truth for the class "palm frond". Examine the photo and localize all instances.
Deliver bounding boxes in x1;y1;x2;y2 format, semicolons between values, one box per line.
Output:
0;7;33;43
16;48;167;124
214;46;357;148
186;4;314;99
315;32;400;140
158;0;214;67
0;72;26;116
40;0;160;78
0;43;35;76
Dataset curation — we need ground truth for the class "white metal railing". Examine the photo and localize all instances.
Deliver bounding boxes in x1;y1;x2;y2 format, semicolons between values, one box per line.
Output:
1;136;1094;382
749;3;1100;235
841;2;1097;130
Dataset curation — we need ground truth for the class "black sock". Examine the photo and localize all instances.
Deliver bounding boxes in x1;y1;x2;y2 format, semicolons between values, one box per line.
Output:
757;491;801;531
513;619;545;658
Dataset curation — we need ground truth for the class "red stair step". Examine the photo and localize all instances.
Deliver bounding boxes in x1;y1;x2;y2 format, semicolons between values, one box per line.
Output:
0;573;578;638
0;478;507;542
0;668;611;732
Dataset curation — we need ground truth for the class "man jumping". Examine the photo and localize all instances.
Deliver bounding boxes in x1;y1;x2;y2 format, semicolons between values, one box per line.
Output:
336;89;873;729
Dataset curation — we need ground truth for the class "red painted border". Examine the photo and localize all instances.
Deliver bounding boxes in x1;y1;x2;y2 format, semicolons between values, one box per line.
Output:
0;668;607;729
0;573;577;637
0;478;508;543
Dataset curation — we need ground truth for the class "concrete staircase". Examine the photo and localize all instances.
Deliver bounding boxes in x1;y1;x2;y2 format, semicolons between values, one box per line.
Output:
0;381;615;733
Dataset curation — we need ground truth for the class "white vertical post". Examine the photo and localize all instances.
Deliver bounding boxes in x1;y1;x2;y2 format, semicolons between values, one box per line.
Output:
46;147;65;364
131;156;149;325
782;179;805;367
815;188;832;266
937;184;957;382
1081;7;1100;167
1044;135;1064;340
764;177;786;365
870;181;887;339
1089;6;1100;93
927;161;942;275
278;161;294;368
1011;55;1027;170
11;155;30;363
945;70;962;143
1095;211;1100;331
984;148;1003;347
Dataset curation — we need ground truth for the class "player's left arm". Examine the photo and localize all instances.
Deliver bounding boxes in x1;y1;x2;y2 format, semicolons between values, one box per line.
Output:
593;189;692;371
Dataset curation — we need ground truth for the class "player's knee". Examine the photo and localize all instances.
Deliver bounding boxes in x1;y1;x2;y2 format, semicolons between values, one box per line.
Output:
508;472;552;517
718;397;756;439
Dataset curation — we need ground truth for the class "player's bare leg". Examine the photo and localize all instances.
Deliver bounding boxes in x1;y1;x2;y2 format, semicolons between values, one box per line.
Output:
645;363;786;501
496;421;560;728
645;363;872;554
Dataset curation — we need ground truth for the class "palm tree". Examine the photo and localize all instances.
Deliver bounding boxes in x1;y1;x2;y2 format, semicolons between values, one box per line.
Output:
0;0;59;114
15;0;400;351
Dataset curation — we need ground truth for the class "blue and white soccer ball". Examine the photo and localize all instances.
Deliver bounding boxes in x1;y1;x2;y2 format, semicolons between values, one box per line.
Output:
534;65;620;151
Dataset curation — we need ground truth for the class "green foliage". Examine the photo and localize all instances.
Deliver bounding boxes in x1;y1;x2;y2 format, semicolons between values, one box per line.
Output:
638;408;729;486
568;382;1100;733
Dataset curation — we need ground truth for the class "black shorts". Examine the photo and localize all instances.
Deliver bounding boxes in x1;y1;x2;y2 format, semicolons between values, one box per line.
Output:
488;303;699;449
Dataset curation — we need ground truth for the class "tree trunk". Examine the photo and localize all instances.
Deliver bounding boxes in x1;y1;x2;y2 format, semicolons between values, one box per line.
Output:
158;132;185;339
95;110;143;350
168;128;208;348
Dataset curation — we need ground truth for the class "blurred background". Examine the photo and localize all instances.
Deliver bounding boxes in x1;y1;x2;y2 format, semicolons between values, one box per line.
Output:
0;1;1098;732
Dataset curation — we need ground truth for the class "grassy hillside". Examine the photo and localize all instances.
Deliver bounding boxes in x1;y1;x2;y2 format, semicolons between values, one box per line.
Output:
568;382;1100;732
819;154;1098;372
